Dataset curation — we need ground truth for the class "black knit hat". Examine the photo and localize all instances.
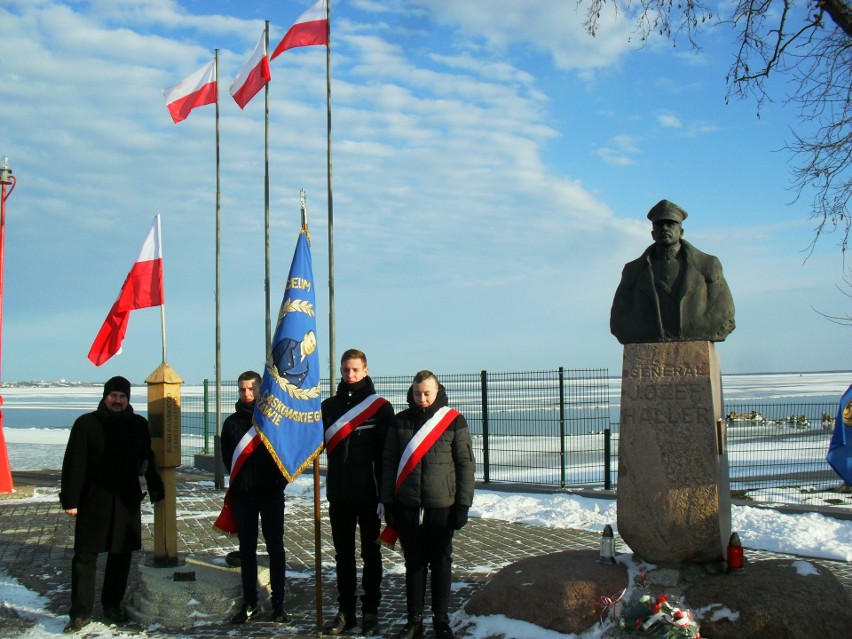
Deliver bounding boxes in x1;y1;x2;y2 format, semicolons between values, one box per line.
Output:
103;376;132;399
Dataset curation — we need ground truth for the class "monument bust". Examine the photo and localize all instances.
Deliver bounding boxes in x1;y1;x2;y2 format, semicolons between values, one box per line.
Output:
610;199;735;344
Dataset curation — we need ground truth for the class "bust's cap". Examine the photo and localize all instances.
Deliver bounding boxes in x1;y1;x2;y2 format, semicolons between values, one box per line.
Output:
647;199;688;223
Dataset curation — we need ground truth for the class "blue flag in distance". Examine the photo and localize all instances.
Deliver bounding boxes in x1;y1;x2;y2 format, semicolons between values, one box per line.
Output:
826;383;852;486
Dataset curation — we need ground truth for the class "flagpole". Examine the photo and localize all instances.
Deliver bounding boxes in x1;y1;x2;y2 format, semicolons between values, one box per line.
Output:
158;214;167;363
325;0;336;394
213;49;225;490
264;20;272;356
302;189;324;635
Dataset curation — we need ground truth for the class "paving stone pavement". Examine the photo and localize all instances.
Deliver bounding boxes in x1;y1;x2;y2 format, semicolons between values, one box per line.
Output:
1;469;850;639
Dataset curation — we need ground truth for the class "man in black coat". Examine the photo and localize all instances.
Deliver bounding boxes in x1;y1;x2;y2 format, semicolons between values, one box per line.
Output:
60;376;165;634
220;370;289;624
321;349;395;637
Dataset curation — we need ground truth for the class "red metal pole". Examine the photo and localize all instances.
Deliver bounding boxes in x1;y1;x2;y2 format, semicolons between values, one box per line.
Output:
0;162;17;493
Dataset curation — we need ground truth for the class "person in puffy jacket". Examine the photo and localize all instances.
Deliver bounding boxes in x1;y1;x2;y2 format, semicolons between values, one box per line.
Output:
381;370;475;639
221;370;289;624
321;349;395;637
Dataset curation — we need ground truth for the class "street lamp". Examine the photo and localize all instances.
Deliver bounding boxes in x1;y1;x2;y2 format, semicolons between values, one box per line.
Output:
0;156;17;493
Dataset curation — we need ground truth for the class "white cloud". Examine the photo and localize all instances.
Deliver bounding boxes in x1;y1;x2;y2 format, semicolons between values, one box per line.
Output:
595;134;641;165
657;112;683;128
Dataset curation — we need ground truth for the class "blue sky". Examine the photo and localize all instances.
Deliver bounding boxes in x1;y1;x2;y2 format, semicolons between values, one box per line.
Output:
0;0;848;385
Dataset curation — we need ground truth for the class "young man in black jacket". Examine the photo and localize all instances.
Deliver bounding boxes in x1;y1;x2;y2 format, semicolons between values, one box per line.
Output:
220;370;289;624
321;349;395;636
382;370;475;639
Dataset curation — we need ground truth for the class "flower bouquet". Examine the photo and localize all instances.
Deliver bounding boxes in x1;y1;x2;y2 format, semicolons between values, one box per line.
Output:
618;593;701;638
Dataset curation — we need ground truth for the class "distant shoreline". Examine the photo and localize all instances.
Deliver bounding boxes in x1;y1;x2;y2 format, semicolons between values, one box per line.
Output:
3;369;851;389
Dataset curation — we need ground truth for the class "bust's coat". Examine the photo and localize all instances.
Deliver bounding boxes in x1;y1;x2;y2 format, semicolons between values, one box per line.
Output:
610;239;735;344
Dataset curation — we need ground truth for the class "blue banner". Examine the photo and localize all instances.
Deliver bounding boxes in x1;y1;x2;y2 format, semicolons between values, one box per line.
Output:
254;229;323;481
826;383;852;485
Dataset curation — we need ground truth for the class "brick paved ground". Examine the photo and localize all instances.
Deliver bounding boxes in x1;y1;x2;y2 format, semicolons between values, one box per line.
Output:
1;470;850;639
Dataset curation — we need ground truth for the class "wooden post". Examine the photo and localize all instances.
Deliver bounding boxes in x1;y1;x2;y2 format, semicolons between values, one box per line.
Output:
146;362;183;565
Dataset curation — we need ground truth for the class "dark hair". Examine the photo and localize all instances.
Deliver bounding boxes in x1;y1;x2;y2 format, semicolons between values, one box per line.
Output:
237;370;262;385
412;370;439;386
341;349;367;366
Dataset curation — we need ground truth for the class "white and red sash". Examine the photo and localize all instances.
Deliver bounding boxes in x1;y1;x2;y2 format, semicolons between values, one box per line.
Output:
214;426;262;534
395;406;460;493
324;394;389;454
379;406;460;548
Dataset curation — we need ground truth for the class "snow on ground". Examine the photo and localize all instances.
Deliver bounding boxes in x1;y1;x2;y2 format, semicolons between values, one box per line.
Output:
2;475;851;638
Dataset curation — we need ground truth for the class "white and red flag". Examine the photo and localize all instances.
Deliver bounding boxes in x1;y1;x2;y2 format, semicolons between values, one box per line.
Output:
88;215;164;366
230;29;271;109
271;0;328;59
163;59;217;123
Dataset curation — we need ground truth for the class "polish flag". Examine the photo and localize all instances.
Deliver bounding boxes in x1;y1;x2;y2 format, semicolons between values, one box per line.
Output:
230;29;271;109
271;0;328;59
163;59;217;123
88;215;164;366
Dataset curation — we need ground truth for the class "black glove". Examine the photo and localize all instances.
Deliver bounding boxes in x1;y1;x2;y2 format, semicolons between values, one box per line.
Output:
450;505;469;530
383;504;396;528
148;474;166;503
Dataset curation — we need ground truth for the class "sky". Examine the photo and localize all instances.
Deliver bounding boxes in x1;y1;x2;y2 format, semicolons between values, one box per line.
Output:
1;0;850;386
2;474;851;639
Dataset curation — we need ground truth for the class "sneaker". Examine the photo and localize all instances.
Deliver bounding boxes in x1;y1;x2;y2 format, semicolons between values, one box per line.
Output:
229;603;258;624
63;617;90;634
433;614;455;639
393;614;423;639
361;613;380;636
271;605;291;623
103;606;129;624
323;610;357;634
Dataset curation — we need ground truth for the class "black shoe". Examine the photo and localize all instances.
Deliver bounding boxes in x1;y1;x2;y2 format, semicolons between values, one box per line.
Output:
324;610;357;634
433;614;455;639
394;614;423;639
63;617;90;634
361;613;380;636
229;603;258;624
103;606;129;624
271;605;290;623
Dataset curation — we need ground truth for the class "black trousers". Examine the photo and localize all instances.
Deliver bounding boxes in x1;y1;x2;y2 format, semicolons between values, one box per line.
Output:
232;491;286;608
69;550;132;618
396;506;454;617
328;500;383;614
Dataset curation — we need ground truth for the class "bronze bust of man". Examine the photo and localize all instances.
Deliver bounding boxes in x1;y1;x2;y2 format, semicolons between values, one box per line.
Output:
610;200;735;344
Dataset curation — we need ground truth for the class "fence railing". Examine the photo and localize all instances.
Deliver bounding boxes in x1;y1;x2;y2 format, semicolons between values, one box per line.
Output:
178;371;840;506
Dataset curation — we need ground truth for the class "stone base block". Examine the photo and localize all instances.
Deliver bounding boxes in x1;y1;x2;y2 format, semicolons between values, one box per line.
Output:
617;341;731;564
126;554;270;628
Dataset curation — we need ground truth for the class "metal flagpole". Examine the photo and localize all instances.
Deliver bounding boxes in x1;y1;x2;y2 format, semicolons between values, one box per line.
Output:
325;0;336;394
213;50;225;490
264;20;272;356
158;213;167;363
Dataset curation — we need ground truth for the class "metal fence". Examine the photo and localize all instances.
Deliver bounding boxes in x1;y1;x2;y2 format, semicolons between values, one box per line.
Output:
724;402;838;501
178;371;840;505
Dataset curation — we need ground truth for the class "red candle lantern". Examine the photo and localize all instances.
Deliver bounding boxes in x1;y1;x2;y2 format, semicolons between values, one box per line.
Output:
727;532;744;573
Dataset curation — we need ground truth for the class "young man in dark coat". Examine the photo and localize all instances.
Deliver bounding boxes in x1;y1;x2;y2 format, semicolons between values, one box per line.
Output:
60;376;165;634
381;370;475;639
220;370;289;624
321;349;395;636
